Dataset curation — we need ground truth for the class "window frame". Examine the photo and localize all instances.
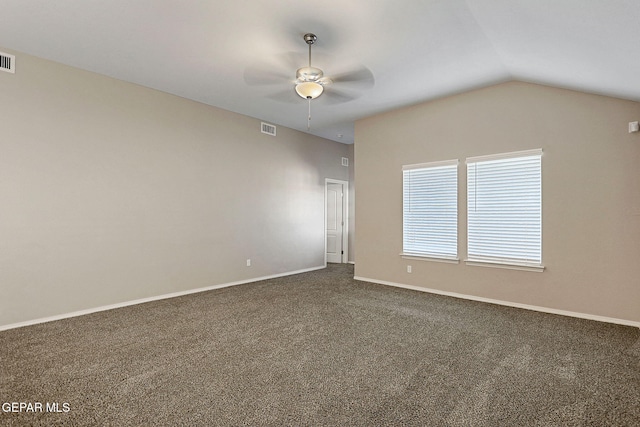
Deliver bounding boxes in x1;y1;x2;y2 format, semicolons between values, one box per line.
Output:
465;149;544;272
401;159;459;263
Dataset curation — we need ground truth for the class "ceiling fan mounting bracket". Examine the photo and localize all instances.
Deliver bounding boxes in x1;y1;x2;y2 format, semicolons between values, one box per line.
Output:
303;33;317;45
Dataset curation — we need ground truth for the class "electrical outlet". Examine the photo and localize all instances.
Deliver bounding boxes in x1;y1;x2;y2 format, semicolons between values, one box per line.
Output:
246;259;251;267
407;265;412;273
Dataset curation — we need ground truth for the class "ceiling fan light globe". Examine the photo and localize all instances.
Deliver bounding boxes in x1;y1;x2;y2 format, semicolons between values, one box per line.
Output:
295;82;324;99
296;66;324;82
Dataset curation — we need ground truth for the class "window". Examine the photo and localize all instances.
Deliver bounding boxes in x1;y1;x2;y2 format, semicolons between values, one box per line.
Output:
402;160;458;261
466;149;543;271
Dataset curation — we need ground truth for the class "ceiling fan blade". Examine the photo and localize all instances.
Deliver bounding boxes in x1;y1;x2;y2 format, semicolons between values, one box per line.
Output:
243;52;304;86
320;88;358;104
329;66;375;89
244;66;292;86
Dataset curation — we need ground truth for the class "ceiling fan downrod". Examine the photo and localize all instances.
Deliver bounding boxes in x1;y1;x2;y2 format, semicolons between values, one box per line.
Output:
304;33;316;68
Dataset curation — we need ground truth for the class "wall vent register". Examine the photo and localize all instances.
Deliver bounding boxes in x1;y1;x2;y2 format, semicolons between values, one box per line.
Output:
0;52;15;73
261;122;276;136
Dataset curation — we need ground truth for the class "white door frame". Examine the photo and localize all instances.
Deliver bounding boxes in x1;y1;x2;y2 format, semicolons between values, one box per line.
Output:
324;178;349;265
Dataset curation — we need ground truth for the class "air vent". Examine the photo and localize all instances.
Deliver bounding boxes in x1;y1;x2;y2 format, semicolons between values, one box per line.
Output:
0;52;15;73
261;122;276;136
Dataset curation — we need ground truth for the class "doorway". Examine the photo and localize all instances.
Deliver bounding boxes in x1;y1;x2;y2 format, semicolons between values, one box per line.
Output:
325;179;349;264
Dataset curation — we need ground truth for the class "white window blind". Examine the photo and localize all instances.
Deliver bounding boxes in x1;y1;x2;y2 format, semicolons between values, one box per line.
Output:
403;160;458;260
466;149;542;267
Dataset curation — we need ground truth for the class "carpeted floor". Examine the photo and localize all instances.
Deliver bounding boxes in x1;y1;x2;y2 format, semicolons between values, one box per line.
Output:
1;264;638;426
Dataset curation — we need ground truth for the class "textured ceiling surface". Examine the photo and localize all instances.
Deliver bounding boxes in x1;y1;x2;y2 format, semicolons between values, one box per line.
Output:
1;0;639;143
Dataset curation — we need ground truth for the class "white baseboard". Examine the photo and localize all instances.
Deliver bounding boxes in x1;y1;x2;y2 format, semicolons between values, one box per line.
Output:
0;266;325;332
354;276;640;329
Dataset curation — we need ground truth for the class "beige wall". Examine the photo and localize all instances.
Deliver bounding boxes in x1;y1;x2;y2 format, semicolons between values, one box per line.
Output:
0;48;349;327
355;81;640;324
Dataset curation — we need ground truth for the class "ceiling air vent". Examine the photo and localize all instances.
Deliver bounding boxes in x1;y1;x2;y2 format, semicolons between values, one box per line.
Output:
261;122;276;136
0;52;15;73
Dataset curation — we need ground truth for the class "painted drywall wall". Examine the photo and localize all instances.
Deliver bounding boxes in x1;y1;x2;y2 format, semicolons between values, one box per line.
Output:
0;48;349;327
355;81;640;323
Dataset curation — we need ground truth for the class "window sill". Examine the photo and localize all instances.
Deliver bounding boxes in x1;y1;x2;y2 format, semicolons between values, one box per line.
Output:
400;253;460;264
464;259;545;273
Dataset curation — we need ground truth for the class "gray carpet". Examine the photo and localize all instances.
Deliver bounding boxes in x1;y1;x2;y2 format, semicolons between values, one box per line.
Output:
1;264;638;426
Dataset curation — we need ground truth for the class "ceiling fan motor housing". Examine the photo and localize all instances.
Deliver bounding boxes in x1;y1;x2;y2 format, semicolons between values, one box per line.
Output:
296;66;323;82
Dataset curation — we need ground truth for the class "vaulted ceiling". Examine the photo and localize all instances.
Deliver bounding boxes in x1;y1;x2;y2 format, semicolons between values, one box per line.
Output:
1;1;639;143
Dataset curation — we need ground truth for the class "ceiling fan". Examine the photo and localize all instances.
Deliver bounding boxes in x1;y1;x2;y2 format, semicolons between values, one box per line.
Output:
244;32;375;131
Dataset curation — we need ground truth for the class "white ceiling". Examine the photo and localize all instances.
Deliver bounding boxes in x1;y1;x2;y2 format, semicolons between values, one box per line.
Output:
1;0;639;144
